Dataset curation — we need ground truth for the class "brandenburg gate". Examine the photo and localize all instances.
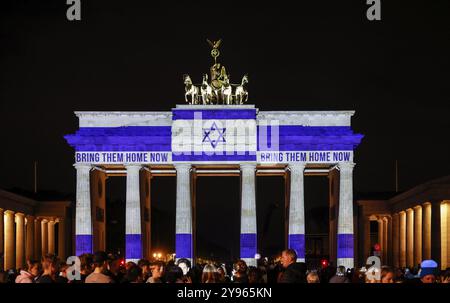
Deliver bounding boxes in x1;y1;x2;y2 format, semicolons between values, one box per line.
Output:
64;40;363;268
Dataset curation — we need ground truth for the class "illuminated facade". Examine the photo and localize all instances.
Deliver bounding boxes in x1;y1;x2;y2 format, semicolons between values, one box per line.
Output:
0;190;72;270
64;106;363;267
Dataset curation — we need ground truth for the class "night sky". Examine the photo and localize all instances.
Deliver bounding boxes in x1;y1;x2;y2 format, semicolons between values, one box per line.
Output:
1;1;450;258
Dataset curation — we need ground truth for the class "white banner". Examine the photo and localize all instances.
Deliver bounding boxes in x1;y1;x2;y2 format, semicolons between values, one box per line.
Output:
75;150;353;164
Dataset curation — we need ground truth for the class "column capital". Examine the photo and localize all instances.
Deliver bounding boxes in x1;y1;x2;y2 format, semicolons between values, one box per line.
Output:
73;163;92;170
124;163;142;170
288;162;306;171
26;214;35;219
338;162;355;170
240;163;256;171
173;163;192;171
4;210;15;215
15;212;25;218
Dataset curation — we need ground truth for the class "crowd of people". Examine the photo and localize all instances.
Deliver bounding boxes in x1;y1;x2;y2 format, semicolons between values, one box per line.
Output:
1;249;449;284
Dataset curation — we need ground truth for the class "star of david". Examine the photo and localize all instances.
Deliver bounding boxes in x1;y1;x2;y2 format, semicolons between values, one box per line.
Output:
202;122;226;148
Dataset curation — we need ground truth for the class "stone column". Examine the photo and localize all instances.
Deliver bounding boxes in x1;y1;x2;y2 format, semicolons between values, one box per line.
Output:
34;218;42;260
74;164;93;255
422;203;432;260
414;206;422;267
174;164;193;263
25;215;35;262
140;169;152;259
240;163;257;267
377;218;384;255
288;163;306;262
125;164;143;263
406;208;414;268
0;208;4;258
4;210;15;270
392;213;400;268
430;201;441;266
15;213;25;269
58;218;66;260
382;217;388;264
48;220;55;254
337;162;355;269
399;211;407;268
381;217;389;264
441;201;450;270
41;219;48;256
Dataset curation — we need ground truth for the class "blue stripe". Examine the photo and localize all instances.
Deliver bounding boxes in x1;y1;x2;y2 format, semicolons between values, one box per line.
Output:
337;234;354;258
75;235;92;256
125;234;142;260
65;125;363;152
65;126;172;151
258;126;363;151
176;234;192;258
240;233;257;259
172;109;257;120
288;234;305;259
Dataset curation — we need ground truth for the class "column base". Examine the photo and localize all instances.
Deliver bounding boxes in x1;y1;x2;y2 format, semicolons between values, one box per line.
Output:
288;234;305;260
240;233;256;266
75;234;93;256
125;234;143;262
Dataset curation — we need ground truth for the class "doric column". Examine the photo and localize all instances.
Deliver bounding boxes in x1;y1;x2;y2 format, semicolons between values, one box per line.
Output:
399;211;407;267
337;162;355;269
441;201;450;270
25;215;35;262
58;218;66;260
34;218;42;260
48;220;55;254
15;213;25;269
74;163;93;255
392;213;400;268
174;164;193;263
0;208;4;258
406;208;414;268
140;168;152;259
422;203;432;260
288;163;306;262
430;201;441;266
4;210;15;270
383;217;388;264
240;163;257;267
125;164;143;263
41;219;48;256
414;206;422;267
377;218;384;256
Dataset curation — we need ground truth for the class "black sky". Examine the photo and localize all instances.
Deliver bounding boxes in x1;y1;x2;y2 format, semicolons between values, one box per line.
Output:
1;0;450;197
